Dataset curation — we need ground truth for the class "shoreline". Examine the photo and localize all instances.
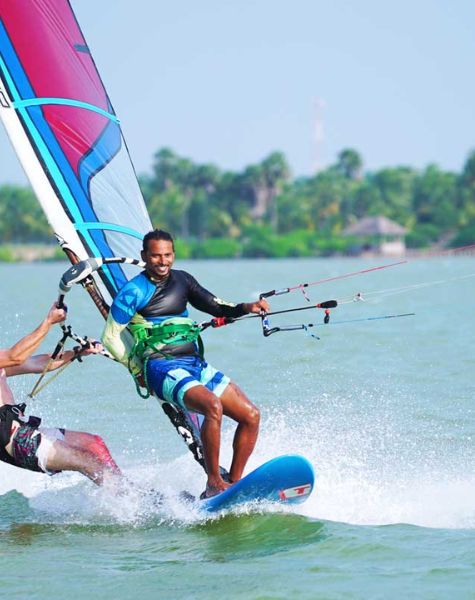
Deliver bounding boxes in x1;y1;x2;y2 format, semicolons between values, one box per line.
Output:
0;243;63;262
0;242;473;263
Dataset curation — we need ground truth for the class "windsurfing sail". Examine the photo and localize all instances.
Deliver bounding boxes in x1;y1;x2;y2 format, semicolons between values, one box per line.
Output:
0;0;149;303
0;0;205;470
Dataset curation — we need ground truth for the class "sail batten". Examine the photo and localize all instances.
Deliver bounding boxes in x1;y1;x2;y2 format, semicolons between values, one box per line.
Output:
12;98;121;123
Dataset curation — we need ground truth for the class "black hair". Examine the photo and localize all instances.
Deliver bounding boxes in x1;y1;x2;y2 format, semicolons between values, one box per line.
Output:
142;229;175;252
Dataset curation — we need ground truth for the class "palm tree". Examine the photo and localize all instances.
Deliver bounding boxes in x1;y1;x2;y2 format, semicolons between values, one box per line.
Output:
243;152;290;230
335;148;363;180
261;152;291;230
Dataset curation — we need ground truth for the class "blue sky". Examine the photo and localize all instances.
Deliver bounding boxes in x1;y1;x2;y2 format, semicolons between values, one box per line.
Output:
1;0;474;184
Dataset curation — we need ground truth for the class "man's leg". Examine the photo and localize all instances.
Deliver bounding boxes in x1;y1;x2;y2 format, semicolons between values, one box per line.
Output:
183;385;229;496
63;431;121;474
219;381;260;482
42;430;122;486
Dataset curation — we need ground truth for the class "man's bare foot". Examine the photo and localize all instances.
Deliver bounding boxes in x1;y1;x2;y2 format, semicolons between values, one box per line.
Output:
201;477;231;499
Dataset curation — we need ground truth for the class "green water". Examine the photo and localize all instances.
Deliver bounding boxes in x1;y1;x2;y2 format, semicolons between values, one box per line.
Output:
1;257;474;599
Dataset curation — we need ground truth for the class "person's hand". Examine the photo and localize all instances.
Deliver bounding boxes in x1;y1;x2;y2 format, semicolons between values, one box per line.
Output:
79;340;104;356
246;298;270;314
46;302;67;325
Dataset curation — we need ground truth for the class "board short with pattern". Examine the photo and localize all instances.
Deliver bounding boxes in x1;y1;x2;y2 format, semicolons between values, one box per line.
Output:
11;426;65;475
146;355;230;410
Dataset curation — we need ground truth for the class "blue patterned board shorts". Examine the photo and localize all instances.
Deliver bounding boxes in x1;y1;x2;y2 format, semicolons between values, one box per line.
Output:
146;355;230;411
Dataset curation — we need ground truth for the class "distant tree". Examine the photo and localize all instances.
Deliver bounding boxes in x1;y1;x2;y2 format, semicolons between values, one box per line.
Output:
276;179;314;234
243;152;290;230
456;150;475;225
309;170;349;234
449;221;475;247
413;165;457;232
186;164;221;239
6;144;474;255
190;163;221;194
350;180;383;220
260;152;291;229
370;167;417;225
334;148;363;180
242;164;268;220
0;185;51;242
147;187;188;235
214;171;254;235
151;147;183;192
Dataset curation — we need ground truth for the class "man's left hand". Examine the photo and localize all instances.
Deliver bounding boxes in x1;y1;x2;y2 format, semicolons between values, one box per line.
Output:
246;298;270;314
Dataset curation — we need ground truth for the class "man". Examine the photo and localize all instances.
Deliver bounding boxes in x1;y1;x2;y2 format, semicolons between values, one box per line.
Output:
0;302;122;486
102;229;269;497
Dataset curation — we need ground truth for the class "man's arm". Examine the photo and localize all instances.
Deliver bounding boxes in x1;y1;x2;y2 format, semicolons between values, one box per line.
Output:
102;313;130;365
187;274;270;317
5;342;104;377
0;303;66;369
102;314;142;375
101;279;146;373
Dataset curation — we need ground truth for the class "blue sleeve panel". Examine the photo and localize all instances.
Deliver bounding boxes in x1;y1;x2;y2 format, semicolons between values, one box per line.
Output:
110;272;156;325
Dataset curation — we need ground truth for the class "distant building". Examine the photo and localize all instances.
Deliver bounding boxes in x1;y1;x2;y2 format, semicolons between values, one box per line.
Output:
343;216;407;256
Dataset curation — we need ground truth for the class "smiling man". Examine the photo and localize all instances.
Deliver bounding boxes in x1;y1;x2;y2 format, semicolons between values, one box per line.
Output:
102;229;269;498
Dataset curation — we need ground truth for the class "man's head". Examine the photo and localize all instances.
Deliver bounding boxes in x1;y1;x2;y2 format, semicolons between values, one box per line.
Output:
141;229;175;281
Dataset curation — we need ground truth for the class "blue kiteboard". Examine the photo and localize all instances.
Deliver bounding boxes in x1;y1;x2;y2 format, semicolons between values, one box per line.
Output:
199;454;315;512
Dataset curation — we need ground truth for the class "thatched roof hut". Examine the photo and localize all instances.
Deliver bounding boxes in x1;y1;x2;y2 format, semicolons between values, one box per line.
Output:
343;216;407;256
343;216;407;236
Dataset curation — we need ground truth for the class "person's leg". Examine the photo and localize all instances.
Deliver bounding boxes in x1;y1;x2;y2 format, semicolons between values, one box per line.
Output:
41;430;122;486
62;431;121;474
147;357;228;495
219;381;260;482
183;385;229;496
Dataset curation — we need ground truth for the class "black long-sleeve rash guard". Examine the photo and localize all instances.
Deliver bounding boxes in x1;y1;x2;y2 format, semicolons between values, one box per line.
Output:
106;269;250;361
138;270;248;321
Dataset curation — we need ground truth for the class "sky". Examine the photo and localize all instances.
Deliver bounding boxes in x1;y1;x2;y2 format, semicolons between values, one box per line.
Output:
1;0;474;185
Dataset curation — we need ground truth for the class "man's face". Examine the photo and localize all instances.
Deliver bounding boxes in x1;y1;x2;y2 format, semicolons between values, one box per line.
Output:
141;239;175;280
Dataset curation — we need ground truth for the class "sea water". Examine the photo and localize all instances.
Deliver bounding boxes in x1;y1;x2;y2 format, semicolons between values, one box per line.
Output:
0;257;474;599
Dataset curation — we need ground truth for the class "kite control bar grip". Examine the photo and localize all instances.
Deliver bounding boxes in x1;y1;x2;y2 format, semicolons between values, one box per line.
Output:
315;300;337;309
259;288;290;300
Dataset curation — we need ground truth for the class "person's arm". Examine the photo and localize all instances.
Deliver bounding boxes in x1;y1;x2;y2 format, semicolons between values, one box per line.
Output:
102;314;143;375
5;342;104;377
102;314;130;365
187;273;270;317
101;281;144;372
0;368;15;406
0;303;66;369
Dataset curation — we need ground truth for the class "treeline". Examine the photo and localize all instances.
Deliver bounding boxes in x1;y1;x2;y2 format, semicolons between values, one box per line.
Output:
1;147;475;258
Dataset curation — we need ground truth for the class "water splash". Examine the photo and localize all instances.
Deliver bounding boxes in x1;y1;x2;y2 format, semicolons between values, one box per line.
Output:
253;395;475;529
1;380;474;530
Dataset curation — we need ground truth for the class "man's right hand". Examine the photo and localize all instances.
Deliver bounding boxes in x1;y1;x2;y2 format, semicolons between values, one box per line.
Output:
46;302;67;325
